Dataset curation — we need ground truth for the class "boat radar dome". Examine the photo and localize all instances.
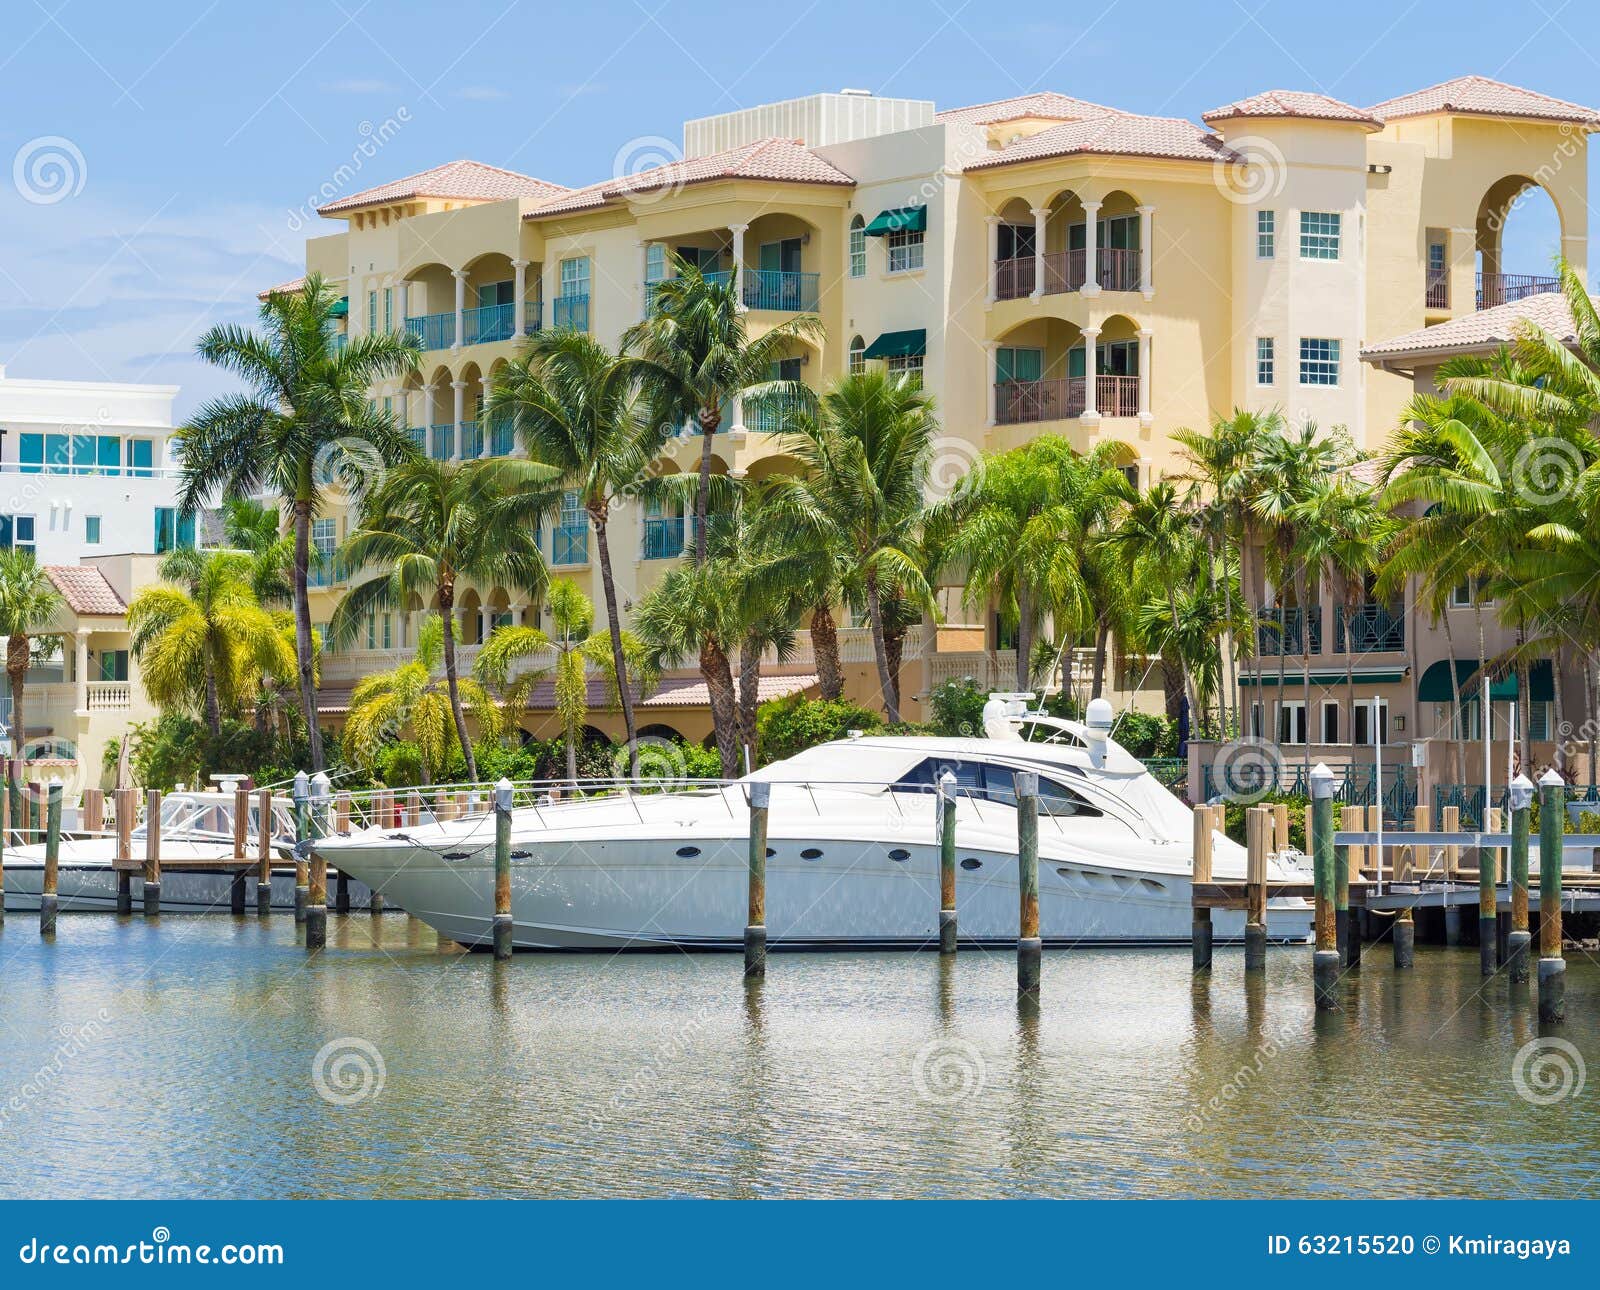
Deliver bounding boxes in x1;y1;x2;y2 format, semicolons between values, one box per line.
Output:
1084;697;1114;767
982;692;1033;741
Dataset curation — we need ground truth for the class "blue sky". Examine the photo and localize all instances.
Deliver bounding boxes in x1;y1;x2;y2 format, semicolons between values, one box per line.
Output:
0;0;1589;417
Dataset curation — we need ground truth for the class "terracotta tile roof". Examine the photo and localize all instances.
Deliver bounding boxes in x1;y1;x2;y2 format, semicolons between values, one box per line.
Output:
1202;89;1381;129
1361;291;1584;361
966;110;1235;170
47;566;126;616
316;672;818;714
525;138;853;219
318;160;569;216
1343;458;1384;488
935;91;1111;126
1368;76;1600;127
258;276;305;300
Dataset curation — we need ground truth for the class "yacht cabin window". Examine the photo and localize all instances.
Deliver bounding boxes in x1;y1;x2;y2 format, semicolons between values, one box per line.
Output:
894;757;1102;816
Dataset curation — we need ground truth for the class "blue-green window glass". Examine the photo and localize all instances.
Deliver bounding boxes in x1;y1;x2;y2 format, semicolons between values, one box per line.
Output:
368;291;377;333
18;434;43;473
72;435;98;473
98;650;128;682
154;508;195;553
996;347;1043;383
1067;346;1087;379
560;257;590;296
1;515;35;550
126;439;154;476
98;435;121;474
645;244;666;283
85;515;102;543
383;287;393;332
478;280;514;306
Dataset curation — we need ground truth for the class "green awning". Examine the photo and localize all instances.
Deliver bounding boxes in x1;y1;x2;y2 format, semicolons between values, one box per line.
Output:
1418;659;1553;702
328;297;349;318
862;206;926;237
862;328;926;360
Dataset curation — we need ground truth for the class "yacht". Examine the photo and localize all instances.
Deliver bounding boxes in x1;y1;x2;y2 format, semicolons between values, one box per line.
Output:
311;699;1312;949
4;789;376;913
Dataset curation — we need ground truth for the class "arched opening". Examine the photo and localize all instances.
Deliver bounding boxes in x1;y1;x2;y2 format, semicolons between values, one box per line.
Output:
485;587;512;636
400;262;455;349
638;722;685;742
1476;175;1563;307
744;453;806;482
746;337;817;435
423;367;454;460
1095;190;1144;292
461;251;518;343
485;358;514;455
457;588;483;646
993;317;1084;424
1080;313;1143;418
741;212;820;312
641;461;686;561
848;334;866;376
457;361;484;459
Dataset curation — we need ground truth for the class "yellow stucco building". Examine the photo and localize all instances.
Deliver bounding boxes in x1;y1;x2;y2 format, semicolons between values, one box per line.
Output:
284;77;1595;745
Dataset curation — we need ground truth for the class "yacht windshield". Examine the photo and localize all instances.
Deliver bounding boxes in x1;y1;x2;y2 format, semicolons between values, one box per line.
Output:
894;757;1102;816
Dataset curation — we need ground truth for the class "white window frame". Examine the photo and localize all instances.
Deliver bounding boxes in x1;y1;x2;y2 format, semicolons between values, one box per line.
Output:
886;228;924;274
1256;210;1275;259
1277;699;1307;746
848;336;866;375
559;256;591;297
1354;699;1389;747
1320;699;1340;745
1298;338;1341;387
1299;211;1341;260
1255;337;1275;386
848;218;866;278
886;353;923;386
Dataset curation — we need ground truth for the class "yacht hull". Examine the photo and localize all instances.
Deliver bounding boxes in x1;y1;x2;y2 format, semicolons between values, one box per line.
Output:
2;863;376;913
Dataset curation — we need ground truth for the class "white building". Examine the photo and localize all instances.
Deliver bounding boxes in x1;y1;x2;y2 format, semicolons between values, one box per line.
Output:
0;366;184;564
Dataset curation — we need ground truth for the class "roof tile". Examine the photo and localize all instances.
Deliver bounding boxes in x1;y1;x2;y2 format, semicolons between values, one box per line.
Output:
935;91;1110;126
966;110;1234;170
1202;89;1381;128
1361;291;1584;360
47;566;126;616
318;160;569;216
1367;75;1600;127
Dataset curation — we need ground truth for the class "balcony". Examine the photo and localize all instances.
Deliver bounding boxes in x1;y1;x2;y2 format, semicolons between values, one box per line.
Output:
1336;603;1404;653
646;269;819;314
462;302;516;346
745;388;812;434
552;523;588;566
429;424;453;461
551;294;589;331
641;516;685;560
406;311;455;351
489;414;515;457
993;374;1140;424
1257;605;1323;656
1425;267;1449;310
1476;271;1559;310
406;424;426;453
460;421;484;460
86;681;130;711
992;248;1140;301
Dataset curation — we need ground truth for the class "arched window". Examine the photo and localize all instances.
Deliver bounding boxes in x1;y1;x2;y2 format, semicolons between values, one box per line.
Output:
848;215;866;279
848;335;866;376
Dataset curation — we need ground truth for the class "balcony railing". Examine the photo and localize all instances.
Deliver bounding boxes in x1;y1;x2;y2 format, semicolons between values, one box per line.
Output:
1257;605;1323;656
552;294;589;331
86;681;131;711
641;516;685;560
406;424;426;453
406;311;455;351
429;424;454;461
650;270;820;313
992;248;1141;299
462;302;516;346
489;414;515;457
523;300;543;334
745;388;812;435
1476;271;1560;310
994;374;1140;424
552;523;589;566
460;421;484;460
1336;602;1405;653
1425;267;1449;309
1096;247;1140;292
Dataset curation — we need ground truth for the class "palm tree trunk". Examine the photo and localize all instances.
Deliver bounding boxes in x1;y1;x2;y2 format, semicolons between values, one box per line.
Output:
810;604;843;701
693;414;718;565
291;498;324;772
7;638;28;763
1091;622;1109;700
1217;531;1234;738
1166;585;1199;738
737;637;761;770
437;584;479;783
1551;646;1567;775
1589;654;1598;791
204;669;222;740
1297;569;1313;780
886;625;905;698
701;638;739;776
565;714;578;785
591;513;639;778
864;570;899;723
1015;583;1032;692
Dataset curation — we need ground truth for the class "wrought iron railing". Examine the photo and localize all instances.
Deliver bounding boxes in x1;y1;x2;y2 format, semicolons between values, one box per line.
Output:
1425;266;1449;309
552;294;589;331
1096;247;1140;292
429;423;454;461
1476;271;1559;309
641;516;685;560
994;374;1139;424
1256;605;1323;656
1204;760;1416;821
1336;602;1404;653
406;311;454;350
552;523;588;565
489;414;515;457
462;302;516;345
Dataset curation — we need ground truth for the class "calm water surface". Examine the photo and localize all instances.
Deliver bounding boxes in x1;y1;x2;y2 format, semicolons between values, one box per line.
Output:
1;913;1596;1199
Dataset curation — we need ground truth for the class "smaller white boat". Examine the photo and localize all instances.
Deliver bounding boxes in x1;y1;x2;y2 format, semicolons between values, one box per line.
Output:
4;790;376;913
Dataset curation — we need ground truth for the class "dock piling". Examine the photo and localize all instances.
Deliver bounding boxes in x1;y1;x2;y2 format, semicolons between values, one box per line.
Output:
1394;805;1422;968
255;787;272;916
114;787;133;914
1337;804;1360;966
334;792;351;913
1191;803;1213;971
1441;804;1463;944
744;780;769;977
230;785;248;915
493;777;514;960
1243;806;1268;971
938;770;957;954
0;763;9;923
1310;766;1338;1009
1507;774;1533;984
1015;771;1041;995
305;771;330;949
292;771;309;925
142;788;162;917
1480;804;1500;975
1537;769;1565;1022
40;778;61;935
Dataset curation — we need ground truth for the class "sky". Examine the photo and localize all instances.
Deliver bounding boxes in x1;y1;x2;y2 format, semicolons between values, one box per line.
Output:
0;0;1590;418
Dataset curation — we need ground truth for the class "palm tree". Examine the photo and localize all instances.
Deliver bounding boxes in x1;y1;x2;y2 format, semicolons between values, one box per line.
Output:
128;549;295;739
332;456;556;784
625;258;824;563
0;550;63;761
777;371;939;722
181;272;421;771
343;614;503;785
220;496;294;606
488;330;675;774
474;579;653;783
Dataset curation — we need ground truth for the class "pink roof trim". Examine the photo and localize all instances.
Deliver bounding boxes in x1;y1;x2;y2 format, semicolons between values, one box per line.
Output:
1367;75;1600;127
966;110;1235;170
318;160;569;215
1361;291;1584;360
1202;89;1382;129
936;91;1111;126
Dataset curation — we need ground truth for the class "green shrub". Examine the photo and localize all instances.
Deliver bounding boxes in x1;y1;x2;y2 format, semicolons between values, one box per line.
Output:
1109;710;1177;758
755;694;883;765
927;677;987;737
1219;794;1308;851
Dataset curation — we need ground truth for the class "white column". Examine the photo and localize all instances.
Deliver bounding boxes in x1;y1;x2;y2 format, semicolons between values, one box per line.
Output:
511;259;528;336
1137;205;1155;298
74;630;90;717
451;379;466;459
729;223;749;310
1137;329;1153;426
1081;201;1102;296
421;384;435;440
638;241;651;317
985;215;1000;306
451;268;467;349
985;341;999;426
729;393;746;441
396;280;412;328
1029;206;1048;299
1080;326;1100;420
478;376;491;457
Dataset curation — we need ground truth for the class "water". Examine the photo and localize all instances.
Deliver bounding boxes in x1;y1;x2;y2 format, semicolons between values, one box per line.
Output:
1;914;1596;1199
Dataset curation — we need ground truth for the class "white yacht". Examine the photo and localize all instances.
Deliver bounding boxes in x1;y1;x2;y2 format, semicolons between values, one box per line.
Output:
4;790;376;913
311;700;1312;949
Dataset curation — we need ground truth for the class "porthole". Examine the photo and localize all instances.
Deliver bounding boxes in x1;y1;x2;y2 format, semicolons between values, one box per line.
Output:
887;848;910;862
800;847;824;860
960;857;982;871
676;846;701;858
766;847;776;858
511;850;531;860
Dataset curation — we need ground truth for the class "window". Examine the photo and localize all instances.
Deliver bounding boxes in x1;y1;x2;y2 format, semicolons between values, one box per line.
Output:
1256;210;1275;259
1255;337;1275;385
1299;338;1341;386
1277;700;1307;746
997;222;1036;261
886;227;924;274
153;508;195;554
367;291;377;334
559;256;590;297
309;517;336;587
383;287;393;333
126;438;154;477
98;649;129;682
1354;699;1388;746
85;515;101;544
848;335;866;375
848;216;866;278
553;489;588;566
887;354;923;386
645;243;666;284
996;347;1043;384
1320;701;1339;744
0;515;36;552
1299;211;1341;260
1427;241;1446;273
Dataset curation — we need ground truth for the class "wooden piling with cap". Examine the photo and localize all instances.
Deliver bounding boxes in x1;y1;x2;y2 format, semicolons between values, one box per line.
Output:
292;773;310;924
305;773;330;949
1441;803;1463;945
142;788;162;917
1016;770;1041;994
229;785;249;915
1507;775;1533;984
1310;765;1338;1009
1337;804;1360;966
255;787;273;915
40;780;61;935
492;778;514;959
1479;803;1500;975
334;791;352;914
114;787;133;914
1191;804;1214;971
1393;804;1421;968
1243;806;1268;971
744;780;770;977
938;770;957;954
1537;769;1565;1022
